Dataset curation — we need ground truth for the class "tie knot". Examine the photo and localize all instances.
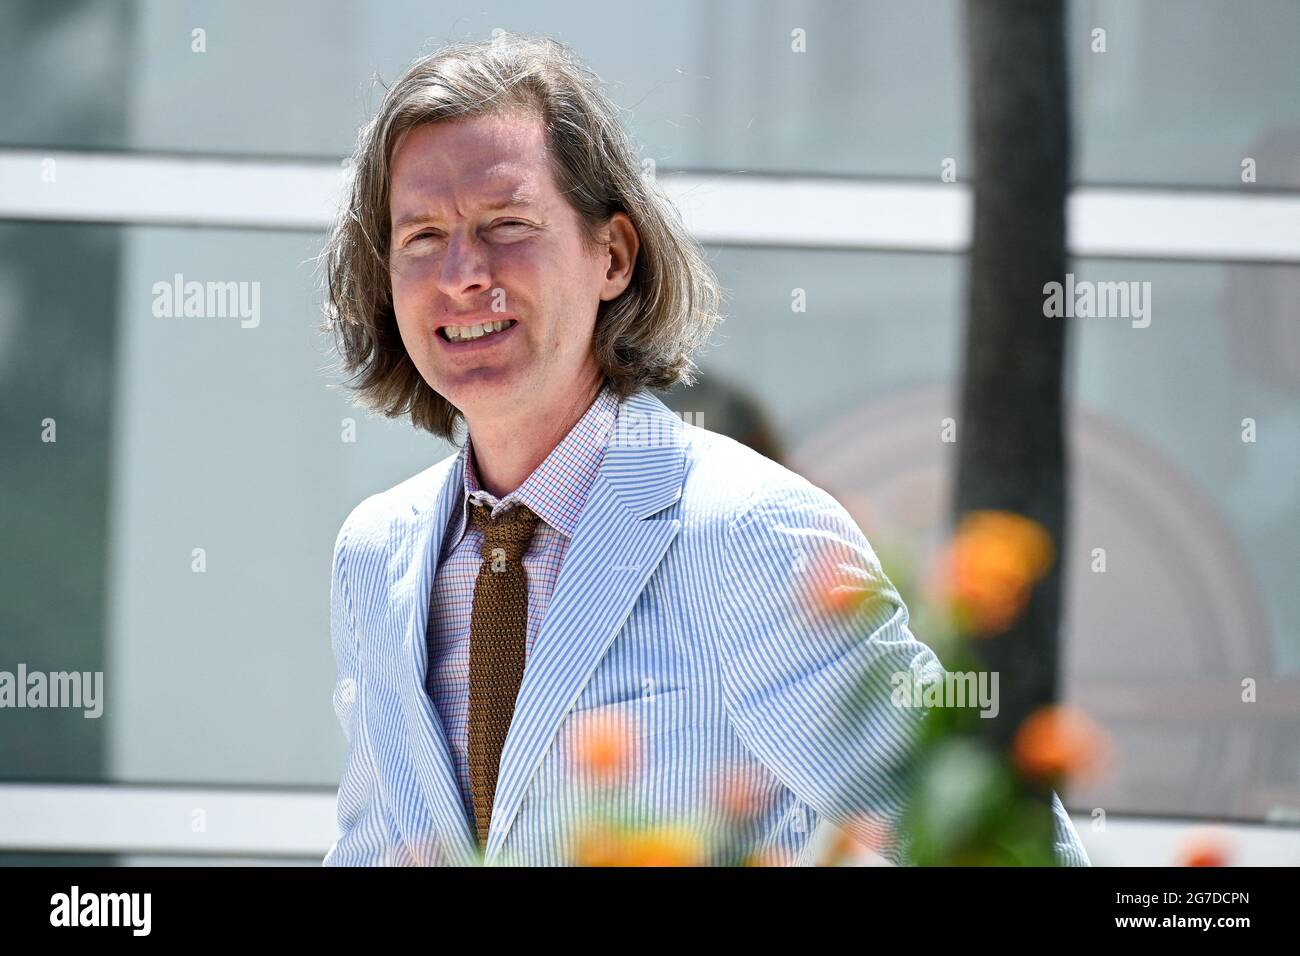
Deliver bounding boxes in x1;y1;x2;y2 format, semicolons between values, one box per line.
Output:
468;500;541;562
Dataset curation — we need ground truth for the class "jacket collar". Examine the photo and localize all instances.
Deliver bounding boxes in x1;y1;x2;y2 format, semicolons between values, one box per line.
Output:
390;388;689;863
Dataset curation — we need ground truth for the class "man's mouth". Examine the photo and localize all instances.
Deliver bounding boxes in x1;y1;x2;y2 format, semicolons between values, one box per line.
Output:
437;318;518;343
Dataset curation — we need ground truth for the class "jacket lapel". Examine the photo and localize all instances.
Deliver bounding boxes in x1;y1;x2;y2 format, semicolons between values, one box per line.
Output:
485;390;689;862
390;451;481;866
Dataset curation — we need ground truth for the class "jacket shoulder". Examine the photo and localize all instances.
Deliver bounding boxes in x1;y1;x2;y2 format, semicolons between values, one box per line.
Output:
334;448;460;556
680;423;841;526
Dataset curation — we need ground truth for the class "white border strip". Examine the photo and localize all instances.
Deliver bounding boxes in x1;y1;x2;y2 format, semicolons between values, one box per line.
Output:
670;174;971;252
1;782;1297;864
672;175;1300;262
0;151;344;230
1070;188;1300;262
0;149;1297;261
0;783;335;858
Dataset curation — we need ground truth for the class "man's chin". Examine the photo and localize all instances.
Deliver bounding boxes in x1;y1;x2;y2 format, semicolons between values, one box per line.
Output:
437;371;527;416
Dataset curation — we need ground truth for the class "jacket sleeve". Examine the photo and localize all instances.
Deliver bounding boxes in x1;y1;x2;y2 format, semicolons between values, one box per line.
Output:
322;512;413;866
715;476;1090;866
1049;792;1092;866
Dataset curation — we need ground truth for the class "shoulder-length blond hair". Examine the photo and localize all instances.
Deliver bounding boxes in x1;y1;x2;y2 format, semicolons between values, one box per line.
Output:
321;31;724;441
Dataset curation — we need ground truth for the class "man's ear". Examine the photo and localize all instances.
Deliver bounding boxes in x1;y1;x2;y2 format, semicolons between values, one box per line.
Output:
599;212;640;301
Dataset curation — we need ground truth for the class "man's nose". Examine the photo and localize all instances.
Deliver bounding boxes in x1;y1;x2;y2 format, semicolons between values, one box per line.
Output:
435;230;492;296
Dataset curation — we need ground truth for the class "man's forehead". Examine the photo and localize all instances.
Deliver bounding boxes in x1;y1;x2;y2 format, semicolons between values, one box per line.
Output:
391;166;544;220
391;113;545;179
388;115;555;223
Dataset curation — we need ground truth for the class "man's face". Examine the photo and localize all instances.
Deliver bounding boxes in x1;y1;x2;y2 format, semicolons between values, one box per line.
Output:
388;110;621;422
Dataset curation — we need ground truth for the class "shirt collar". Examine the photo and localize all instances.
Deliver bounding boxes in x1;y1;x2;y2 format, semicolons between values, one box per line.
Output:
444;382;620;552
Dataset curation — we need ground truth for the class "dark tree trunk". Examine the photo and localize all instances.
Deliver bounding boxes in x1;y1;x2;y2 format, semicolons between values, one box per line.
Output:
957;0;1072;754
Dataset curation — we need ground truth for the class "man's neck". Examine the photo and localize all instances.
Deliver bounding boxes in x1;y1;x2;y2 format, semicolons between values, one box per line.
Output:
466;376;605;498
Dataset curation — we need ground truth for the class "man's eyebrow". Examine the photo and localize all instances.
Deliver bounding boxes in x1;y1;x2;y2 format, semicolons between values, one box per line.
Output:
392;190;539;231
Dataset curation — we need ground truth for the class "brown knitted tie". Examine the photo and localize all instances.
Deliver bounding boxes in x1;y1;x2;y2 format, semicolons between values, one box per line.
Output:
466;499;541;849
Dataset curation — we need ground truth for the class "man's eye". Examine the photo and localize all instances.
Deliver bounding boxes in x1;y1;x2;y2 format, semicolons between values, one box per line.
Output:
403;222;526;246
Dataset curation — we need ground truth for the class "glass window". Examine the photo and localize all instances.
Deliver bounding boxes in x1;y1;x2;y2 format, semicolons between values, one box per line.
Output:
3;1;1297;188
0;222;453;788
4;222;1295;822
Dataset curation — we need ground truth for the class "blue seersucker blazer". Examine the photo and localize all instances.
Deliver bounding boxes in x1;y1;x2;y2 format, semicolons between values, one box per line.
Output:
323;388;1090;866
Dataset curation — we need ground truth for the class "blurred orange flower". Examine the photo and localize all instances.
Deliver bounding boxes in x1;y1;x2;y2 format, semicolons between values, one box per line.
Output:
568;709;638;784
574;822;704;867
1176;828;1233;867
796;548;893;620
815;828;860;866
817;580;871;616
816;816;894;866
1012;705;1112;784
740;846;793;867
931;510;1055;636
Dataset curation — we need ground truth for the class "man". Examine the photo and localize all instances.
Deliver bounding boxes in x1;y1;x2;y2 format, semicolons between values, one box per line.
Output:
320;32;1089;866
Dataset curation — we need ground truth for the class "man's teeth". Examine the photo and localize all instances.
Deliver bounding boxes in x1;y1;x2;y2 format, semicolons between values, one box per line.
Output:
443;319;515;342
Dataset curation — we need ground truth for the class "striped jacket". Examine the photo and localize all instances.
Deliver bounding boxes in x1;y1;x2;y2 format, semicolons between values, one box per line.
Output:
324;388;1090;866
